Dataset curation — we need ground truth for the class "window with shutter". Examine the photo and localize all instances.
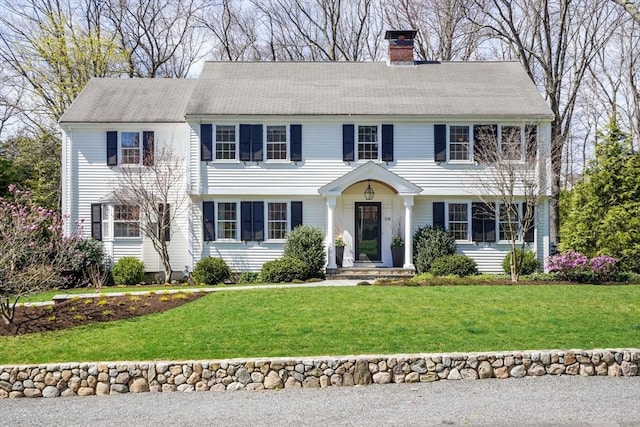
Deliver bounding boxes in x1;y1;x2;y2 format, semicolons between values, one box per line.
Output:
91;203;102;240
203;201;215;241
343;124;354;162
472;202;496;242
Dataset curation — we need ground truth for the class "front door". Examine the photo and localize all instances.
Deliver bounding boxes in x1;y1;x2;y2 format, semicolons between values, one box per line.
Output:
355;202;381;262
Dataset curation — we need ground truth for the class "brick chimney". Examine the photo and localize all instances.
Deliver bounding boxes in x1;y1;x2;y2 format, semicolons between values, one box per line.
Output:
385;30;417;65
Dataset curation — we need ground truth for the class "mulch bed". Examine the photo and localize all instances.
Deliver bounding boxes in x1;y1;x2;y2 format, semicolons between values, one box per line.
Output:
1;292;206;336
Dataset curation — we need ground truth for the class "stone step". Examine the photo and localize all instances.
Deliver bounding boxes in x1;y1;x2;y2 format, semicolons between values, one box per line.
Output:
326;268;415;281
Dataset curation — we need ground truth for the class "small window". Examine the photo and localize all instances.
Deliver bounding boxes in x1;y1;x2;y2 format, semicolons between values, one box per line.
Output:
113;205;140;238
266;125;287;160
501;126;523;160
499;203;520;241
358;125;378;160
268;202;287;240
216;125;236;160
449;126;470;161
448;203;469;240
121;132;141;165
217;202;237;239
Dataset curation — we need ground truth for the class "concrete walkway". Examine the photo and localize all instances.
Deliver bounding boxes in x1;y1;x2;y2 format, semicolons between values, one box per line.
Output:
21;279;364;307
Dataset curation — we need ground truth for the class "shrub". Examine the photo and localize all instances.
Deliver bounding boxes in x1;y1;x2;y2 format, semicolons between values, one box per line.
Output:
413;225;457;273
502;249;539;276
429;254;478;277
192;257;231;285
546;251;621;283
283;225;325;279
62;238;112;289
237;272;260;284
111;257;145;286
260;256;307;283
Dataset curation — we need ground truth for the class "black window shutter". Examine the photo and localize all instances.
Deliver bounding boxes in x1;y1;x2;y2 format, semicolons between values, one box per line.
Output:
525;125;537;161
382;124;394;162
524;205;535;243
343;124;354;162
201;124;213;162
290;124;302;162
143;131;154;166
472;202;496;242
203;201;215;241
434;124;446;162
253;201;264;241
474;124;498;162
91;203;102;240
241;201;253;241
158;203;170;241
239;124;251;161
291;201;303;230
106;131;118;166
251;124;263;161
433;202;445;229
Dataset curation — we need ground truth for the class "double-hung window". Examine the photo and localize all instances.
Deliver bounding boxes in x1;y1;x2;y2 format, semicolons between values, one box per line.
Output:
268;202;287;240
113;204;140;238
121;132;141;165
448;203;469;240
216;125;237;160
266;125;288;160
449;126;470;161
499;203;520;241
358;125;378;160
501;126;523;161
217;202;237;239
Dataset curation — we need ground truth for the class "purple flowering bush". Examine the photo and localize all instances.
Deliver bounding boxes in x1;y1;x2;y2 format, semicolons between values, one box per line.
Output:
546;251;620;283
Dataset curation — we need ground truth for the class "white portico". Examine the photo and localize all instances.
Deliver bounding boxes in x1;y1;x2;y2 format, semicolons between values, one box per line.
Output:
319;162;422;270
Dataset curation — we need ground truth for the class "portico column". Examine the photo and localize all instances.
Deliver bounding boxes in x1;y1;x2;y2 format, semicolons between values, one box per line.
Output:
326;196;337;269
403;196;415;270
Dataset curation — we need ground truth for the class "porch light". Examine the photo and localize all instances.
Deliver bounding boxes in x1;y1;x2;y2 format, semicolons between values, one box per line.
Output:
364;180;375;200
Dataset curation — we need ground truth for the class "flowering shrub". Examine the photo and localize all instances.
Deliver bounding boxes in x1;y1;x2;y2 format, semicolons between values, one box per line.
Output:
546;251;620;283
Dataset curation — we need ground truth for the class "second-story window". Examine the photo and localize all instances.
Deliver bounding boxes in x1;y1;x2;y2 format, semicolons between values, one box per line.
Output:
121;132;141;165
266;125;287;160
449;126;470;161
501;125;523;160
216;125;236;160
358;125;378;160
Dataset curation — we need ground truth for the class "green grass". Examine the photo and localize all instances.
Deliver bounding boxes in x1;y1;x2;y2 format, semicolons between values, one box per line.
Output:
2;285;639;364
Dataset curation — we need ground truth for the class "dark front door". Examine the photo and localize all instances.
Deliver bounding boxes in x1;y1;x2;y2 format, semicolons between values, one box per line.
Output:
355;202;381;262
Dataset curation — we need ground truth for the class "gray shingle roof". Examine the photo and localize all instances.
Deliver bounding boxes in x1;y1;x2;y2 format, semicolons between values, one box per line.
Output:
59;78;197;123
186;61;552;117
60;61;552;123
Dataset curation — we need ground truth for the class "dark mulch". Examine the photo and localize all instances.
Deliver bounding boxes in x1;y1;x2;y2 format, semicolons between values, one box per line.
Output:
1;292;206;336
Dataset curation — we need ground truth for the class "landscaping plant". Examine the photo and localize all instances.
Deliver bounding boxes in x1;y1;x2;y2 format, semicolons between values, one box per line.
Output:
192;257;231;285
502;249;539;276
111;257;146;286
283;224;325;279
413;225;457;273
0;185;84;325
546;251;620;283
429;254;478;277
260;256;307;283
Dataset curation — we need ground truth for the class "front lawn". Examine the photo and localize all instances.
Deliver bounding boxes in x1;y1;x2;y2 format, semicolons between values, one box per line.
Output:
1;285;639;364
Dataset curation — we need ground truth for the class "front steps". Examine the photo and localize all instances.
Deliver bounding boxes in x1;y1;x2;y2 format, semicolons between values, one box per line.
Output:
325;267;415;281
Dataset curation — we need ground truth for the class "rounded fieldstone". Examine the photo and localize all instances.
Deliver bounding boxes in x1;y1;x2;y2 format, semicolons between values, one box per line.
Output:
246;383;264;391
95;382;110;395
284;377;301;388
209;384;226;391
177;384;194;392
460;368;478;380
23;388;42;398
478;361;493;379
527;363;546;376
130;378;150;393
77;387;95;397
42;386;60;398
110;384;128;394
373;372;392;384
510;365;526;378
162;384;177;392
302;377;320;388
353;360;372;385
264;371;283;389
447;368;461;380
235;368;251;385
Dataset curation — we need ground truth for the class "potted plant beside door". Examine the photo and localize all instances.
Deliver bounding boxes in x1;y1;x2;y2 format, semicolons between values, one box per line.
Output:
335;235;345;267
391;234;404;267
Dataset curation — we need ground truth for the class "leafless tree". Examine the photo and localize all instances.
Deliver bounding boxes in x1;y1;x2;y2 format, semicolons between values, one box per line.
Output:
111;145;187;283
251;0;384;61
611;0;640;23
471;124;543;282
472;0;621;246
383;0;488;60
104;0;205;77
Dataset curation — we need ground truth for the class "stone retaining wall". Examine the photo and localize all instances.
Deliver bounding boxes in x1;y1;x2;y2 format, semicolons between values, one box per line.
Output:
1;349;638;398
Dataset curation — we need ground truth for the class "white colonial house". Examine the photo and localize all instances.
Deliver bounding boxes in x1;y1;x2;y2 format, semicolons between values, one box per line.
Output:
60;31;553;276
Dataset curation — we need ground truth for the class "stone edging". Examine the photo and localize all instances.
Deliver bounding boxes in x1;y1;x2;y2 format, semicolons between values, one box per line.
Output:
1;349;638;398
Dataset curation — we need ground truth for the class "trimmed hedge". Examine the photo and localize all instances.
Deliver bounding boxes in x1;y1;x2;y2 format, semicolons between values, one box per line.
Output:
260;256;307;283
502;249;540;276
430;254;478;277
111;257;145;286
192;257;231;285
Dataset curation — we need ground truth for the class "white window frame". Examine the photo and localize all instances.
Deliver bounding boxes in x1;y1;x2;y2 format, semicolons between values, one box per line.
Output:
119;131;143;165
214;124;238;162
216;201;238;240
113;204;141;239
447;125;472;162
265;125;289;161
445;201;471;242
267;201;288;241
356;124;380;161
